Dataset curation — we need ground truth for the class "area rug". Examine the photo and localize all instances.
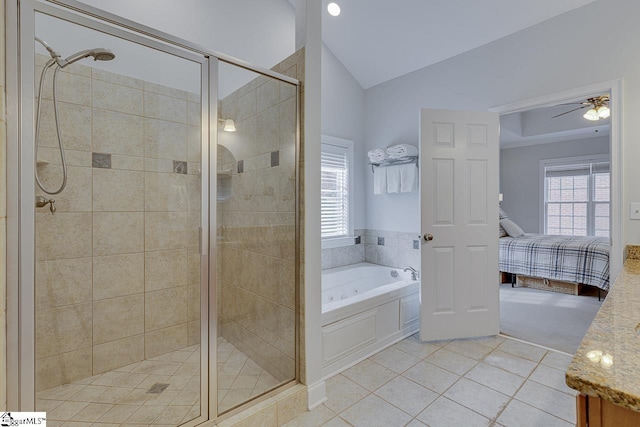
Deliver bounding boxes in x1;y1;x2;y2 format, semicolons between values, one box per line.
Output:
499;283;602;354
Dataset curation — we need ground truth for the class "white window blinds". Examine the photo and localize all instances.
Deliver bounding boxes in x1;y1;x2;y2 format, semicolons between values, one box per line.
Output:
321;145;350;238
543;160;610;237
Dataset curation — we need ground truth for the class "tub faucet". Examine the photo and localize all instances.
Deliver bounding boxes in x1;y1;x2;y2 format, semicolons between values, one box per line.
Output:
403;266;419;281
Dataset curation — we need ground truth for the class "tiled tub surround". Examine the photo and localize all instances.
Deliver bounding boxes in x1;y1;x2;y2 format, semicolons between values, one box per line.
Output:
34;54;202;394
321;230;365;270
322;229;420;271
216;53;300;410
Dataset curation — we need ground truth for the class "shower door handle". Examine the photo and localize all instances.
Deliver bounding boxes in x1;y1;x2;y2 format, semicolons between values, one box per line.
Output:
423;233;434;242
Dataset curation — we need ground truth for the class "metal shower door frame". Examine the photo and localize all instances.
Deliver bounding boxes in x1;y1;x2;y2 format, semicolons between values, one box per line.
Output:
7;0;301;422
7;0;214;422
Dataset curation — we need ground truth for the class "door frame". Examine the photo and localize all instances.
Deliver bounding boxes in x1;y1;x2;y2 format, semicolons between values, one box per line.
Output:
490;80;623;281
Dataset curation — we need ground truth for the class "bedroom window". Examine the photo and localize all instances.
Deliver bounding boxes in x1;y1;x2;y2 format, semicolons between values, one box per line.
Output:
543;159;610;237
321;136;354;246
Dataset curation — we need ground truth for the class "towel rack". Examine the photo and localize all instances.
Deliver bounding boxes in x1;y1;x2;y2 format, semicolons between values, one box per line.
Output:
369;156;418;173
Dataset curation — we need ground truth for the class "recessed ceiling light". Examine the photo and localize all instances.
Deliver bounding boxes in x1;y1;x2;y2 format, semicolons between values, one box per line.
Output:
327;2;341;16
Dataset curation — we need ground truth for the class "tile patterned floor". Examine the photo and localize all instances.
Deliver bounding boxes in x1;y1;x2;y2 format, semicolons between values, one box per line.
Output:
36;334;576;426
286;334;577;427
217;337;280;413
36;338;280;426
37;345;202;427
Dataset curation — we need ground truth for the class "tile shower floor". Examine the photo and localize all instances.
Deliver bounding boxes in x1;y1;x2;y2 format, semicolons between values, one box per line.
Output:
217;337;280;413
286;334;577;427
36;338;279;426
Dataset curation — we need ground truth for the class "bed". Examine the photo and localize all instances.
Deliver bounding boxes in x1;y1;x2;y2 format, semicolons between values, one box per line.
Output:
499;234;610;291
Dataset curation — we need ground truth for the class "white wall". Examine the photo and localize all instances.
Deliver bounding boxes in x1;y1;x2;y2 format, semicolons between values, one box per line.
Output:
500;137;610;233
321;43;366;229
51;0;297;95
78;0;295;67
364;0;640;247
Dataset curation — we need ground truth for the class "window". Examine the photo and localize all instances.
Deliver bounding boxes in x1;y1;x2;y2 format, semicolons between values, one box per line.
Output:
321;136;354;243
543;157;610;237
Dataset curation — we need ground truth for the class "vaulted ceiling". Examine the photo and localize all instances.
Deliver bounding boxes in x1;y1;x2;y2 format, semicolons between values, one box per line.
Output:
321;0;597;88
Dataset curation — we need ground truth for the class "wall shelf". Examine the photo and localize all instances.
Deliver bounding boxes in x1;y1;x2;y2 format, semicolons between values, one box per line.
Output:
369;156;418;173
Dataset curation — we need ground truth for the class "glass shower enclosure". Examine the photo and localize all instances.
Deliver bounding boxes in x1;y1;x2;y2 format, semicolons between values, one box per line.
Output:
9;0;299;424
31;9;208;426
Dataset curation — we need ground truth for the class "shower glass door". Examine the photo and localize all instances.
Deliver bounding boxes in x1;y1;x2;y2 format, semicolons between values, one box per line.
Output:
27;5;208;425
215;61;298;413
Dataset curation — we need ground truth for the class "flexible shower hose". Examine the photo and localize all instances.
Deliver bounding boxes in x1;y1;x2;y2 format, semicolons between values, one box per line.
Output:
34;58;68;195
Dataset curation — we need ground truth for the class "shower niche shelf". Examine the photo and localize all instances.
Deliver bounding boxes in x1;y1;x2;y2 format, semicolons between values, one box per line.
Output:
36;159;49;167
217;169;232;201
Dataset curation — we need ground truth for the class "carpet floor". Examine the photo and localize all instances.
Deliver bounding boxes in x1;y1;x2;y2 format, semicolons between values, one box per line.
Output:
499;283;603;354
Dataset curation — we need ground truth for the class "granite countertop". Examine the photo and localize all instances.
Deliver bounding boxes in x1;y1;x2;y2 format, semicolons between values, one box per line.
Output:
566;246;640;411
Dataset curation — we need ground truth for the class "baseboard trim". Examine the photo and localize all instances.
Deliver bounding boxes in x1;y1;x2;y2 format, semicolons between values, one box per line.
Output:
306;380;327;410
499;333;574;357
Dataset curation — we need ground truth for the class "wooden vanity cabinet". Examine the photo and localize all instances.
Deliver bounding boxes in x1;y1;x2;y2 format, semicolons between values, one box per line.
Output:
577;394;640;427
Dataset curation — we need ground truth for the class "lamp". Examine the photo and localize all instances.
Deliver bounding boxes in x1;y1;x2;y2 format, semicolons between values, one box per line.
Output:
597;105;610;119
583;108;599;121
582;96;610;121
327;2;341;16
218;118;236;132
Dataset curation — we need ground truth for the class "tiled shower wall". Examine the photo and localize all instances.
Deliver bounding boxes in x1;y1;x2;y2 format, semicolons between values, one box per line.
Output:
217;51;301;382
322;229;420;271
34;54;201;391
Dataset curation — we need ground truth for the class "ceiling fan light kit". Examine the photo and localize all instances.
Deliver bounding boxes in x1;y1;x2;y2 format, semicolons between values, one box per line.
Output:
583;108;600;121
597;105;610;119
583;104;610;121
551;95;610;121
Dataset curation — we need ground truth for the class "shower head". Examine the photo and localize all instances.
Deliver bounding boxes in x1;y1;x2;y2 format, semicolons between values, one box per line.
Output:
93;49;116;61
61;48;115;68
35;37;116;68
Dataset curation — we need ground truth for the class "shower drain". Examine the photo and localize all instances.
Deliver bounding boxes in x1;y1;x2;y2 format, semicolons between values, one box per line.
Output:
146;383;170;394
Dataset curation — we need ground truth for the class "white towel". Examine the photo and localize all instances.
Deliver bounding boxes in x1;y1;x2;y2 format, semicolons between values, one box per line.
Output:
400;163;418;193
387;144;418;159
386;165;401;193
368;148;387;163
373;167;387;195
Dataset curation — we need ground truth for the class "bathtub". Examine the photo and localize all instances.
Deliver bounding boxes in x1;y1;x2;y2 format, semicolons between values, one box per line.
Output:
321;262;420;378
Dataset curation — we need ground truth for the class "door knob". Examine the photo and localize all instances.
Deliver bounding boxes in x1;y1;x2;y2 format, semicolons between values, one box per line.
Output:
423;233;434;241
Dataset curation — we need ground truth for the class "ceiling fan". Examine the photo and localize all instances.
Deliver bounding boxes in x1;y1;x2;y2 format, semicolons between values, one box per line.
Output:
551;95;610;121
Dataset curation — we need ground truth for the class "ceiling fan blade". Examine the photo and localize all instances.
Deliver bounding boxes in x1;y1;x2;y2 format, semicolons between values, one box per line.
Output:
555;101;589;106
551;105;588;118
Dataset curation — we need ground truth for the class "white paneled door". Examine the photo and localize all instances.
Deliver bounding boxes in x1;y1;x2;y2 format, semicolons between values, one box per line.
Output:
419;109;500;341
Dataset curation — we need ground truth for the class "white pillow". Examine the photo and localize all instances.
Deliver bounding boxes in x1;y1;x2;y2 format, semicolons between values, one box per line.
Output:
499;207;509;219
499;225;508;238
500;218;525;238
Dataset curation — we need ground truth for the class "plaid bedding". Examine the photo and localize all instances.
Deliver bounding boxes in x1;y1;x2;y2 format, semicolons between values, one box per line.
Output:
499;234;610;291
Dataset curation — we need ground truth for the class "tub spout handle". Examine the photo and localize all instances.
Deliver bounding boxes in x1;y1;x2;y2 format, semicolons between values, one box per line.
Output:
403;266;419;281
